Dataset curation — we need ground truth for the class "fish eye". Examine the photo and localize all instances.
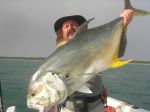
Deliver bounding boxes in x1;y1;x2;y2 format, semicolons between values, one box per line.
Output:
30;85;43;97
31;93;35;96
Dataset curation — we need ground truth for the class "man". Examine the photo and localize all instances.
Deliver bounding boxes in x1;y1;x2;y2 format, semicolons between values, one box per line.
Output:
54;9;133;112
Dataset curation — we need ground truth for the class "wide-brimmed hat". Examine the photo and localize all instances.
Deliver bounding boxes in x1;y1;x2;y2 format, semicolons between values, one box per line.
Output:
54;15;86;47
54;15;86;32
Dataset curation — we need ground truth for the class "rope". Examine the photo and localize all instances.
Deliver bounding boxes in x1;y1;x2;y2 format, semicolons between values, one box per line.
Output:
115;102;127;112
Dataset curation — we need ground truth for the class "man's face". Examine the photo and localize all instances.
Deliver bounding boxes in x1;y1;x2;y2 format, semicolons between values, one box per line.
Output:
62;20;79;41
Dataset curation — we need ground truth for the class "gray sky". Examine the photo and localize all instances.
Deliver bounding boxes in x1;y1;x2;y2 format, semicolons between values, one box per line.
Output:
0;0;150;61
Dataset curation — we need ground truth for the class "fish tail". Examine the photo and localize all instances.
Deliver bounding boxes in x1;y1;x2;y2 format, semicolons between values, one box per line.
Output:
124;0;150;16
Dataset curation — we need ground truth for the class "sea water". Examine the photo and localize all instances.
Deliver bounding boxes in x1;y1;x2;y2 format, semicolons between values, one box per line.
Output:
0;59;150;112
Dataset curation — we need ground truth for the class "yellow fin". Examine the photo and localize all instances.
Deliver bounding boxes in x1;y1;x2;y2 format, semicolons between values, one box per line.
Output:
110;59;132;68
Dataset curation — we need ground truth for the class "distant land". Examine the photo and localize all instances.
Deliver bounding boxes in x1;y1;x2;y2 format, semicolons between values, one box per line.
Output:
0;56;46;60
0;56;150;64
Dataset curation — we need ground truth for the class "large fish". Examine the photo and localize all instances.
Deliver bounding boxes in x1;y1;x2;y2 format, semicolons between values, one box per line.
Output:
27;0;150;111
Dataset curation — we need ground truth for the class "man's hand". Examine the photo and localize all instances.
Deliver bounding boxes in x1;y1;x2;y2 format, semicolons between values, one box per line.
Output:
120;9;133;27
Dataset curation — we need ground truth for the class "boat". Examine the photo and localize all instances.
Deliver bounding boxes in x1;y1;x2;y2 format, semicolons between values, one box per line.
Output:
2;98;150;112
107;97;150;112
0;81;149;112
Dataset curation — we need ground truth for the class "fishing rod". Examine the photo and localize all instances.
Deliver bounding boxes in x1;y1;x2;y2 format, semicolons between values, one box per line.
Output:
0;80;3;112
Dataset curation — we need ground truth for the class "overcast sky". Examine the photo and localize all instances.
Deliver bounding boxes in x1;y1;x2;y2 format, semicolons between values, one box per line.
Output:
0;0;150;61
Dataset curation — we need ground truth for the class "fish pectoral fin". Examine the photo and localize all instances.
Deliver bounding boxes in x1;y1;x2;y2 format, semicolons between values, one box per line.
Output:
66;73;95;95
110;58;132;68
77;85;93;93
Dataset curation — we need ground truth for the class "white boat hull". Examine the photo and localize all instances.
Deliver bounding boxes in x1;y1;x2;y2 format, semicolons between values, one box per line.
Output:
4;97;150;112
107;97;150;112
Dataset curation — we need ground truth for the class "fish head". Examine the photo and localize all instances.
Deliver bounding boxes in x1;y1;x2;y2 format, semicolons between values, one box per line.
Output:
27;71;68;111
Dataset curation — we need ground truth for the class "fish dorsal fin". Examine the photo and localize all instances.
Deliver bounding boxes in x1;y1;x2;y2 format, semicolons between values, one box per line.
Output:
118;28;127;57
73;18;95;37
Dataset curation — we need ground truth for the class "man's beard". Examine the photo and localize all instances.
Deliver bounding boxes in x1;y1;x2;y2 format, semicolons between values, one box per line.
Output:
67;29;76;39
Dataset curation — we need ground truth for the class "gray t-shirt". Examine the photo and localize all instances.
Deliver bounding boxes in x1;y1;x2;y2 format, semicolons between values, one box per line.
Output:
65;74;103;111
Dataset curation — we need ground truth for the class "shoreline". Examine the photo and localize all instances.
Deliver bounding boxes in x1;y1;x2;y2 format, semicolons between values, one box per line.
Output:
0;56;46;60
0;56;150;64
